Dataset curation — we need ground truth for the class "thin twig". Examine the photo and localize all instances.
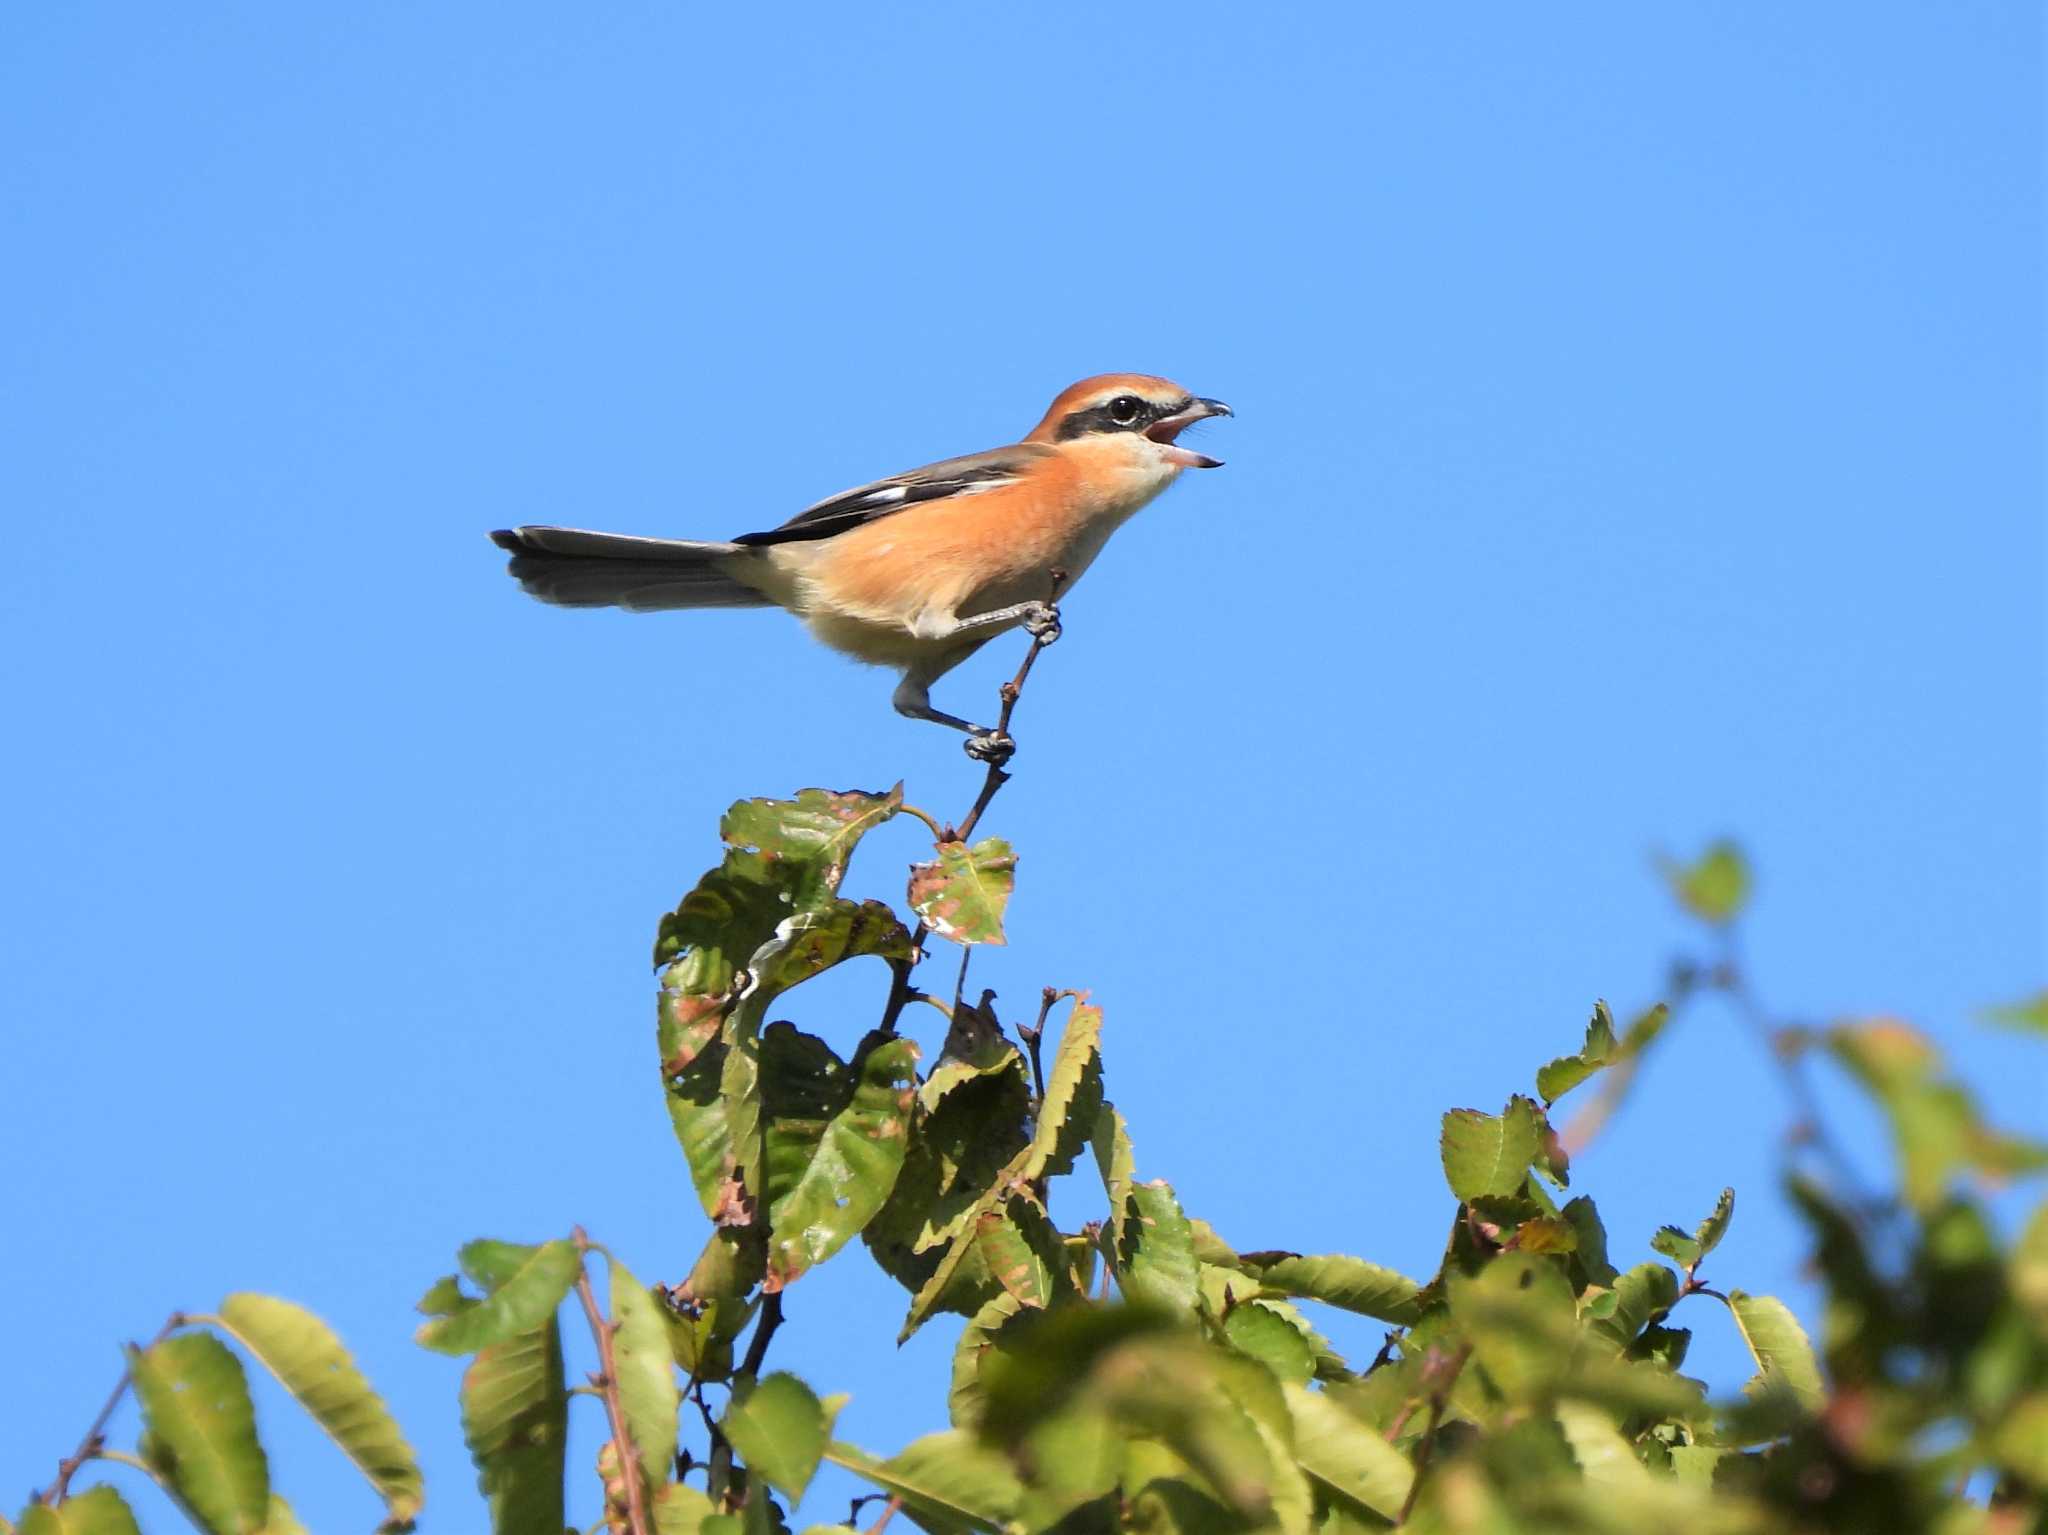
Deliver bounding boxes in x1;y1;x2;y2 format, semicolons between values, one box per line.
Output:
1396;1344;1471;1524
572;1232;652;1535
40;1314;183;1506
879;570;1069;1039
952;570;1069;847
737;1291;785;1383
1019;987;1061;1104
866;1495;904;1535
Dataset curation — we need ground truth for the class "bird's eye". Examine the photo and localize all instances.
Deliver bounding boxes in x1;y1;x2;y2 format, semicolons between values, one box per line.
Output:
1106;395;1144;426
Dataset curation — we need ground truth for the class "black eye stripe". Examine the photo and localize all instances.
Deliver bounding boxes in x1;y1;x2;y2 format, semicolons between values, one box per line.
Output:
1053;393;1193;441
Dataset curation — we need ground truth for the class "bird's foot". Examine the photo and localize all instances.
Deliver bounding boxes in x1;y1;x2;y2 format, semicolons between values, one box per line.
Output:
964;729;1016;766
1023;602;1062;647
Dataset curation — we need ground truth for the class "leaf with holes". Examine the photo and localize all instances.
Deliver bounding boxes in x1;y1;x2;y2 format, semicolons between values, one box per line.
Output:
767;1033;921;1289
908;838;1016;946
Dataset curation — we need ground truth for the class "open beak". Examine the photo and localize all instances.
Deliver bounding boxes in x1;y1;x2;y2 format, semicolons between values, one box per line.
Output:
1146;397;1233;468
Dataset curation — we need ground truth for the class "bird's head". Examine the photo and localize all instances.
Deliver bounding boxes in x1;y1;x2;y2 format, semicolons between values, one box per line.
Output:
1026;374;1234;469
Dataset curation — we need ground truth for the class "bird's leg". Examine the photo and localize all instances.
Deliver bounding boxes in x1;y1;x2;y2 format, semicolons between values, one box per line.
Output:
920;600;1061;648
892;673;1012;762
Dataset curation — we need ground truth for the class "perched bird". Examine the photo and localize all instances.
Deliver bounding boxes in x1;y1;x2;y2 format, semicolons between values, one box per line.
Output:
490;373;1231;758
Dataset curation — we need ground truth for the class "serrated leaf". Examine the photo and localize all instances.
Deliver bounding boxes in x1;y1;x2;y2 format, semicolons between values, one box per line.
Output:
212;1294;423;1526
908;838;1016;946
1693;1187;1734;1262
1091;1102;1136;1258
16;1487;141;1535
1022;1004;1103;1181
1119;1179;1200;1313
722;1373;836;1501
1725;1290;1824;1413
1239;1253;1423;1325
1660;840;1751;924
417;1241;580;1355
825;1432;1023;1535
128;1333;269;1535
1536;1001;1620;1104
608;1260;681;1495
1649;1226;1701;1268
975;1202;1058;1309
767;1034;921;1289
948;1292;1028;1429
1584;1262;1679;1352
1440;1096;1543;1201
1282;1382;1412;1520
459;1316;565;1535
1222;1301;1314;1386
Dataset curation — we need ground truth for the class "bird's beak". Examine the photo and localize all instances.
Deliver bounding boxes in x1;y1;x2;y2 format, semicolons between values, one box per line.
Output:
1147;397;1234;468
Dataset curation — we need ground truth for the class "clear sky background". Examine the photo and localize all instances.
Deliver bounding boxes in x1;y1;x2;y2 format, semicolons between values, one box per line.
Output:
4;4;2042;1529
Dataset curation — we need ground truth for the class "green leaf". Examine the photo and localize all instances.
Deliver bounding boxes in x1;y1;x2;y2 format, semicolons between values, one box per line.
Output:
2012;1201;2048;1336
210;1295;423;1528
652;1483;720;1535
1692;1185;1735;1261
415;1275;468;1318
1118;1179;1201;1313
1239;1253;1423;1325
1282;1382;1413;1521
1990;1394;2048;1484
1440;1096;1543;1201
15;1488;141;1535
1091;1102;1137;1257
767;1033;921;1289
722;1373;836;1502
608;1260;682;1494
1536;1001;1620;1105
825;1433;1023;1535
1983;990;2048;1036
1022;1004;1104;1182
719;785;903;879
1222;1301;1315;1386
459;1316;566;1535
129;1333;269;1535
1827;1019;2048;1209
1659;840;1751;924
975;1200;1059;1309
257;1496;308;1535
948;1292;1028;1429
417;1240;580;1355
1648;1227;1700;1268
1724;1289;1824;1414
1583;1261;1679;1352
908;837;1017;947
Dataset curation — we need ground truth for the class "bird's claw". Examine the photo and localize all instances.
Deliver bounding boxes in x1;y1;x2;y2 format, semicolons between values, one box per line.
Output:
1024;602;1062;647
965;729;1016;766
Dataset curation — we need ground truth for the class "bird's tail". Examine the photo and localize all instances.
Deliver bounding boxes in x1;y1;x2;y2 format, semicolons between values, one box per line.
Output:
490;526;777;611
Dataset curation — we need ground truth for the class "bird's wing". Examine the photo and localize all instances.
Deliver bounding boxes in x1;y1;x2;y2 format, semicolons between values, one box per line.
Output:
730;443;1054;548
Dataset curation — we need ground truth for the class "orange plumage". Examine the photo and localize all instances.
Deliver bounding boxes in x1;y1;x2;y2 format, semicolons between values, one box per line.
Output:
490;374;1232;756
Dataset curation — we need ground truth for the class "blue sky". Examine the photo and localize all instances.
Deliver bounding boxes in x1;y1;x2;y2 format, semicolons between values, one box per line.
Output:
4;4;2041;1528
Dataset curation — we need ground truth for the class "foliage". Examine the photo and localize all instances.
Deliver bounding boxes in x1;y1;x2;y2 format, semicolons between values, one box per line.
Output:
17;778;2046;1535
